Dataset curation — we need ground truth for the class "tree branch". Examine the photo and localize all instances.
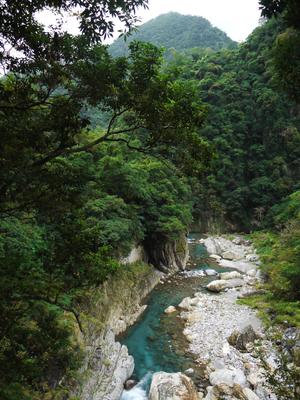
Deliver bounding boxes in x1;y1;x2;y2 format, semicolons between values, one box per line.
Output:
22;295;84;334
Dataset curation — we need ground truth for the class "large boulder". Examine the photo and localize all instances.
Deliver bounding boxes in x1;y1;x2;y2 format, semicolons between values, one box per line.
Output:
204;269;219;276
228;325;260;351
220;271;242;280
205;384;260;400
149;372;199;400
164;305;176;314
179;296;199;310
222;250;242;261
209;368;247;387
243;388;260;400
206;279;244;293
206;280;229;292
203;238;222;255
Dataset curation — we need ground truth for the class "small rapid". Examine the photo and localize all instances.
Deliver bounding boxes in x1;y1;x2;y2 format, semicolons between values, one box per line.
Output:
120;373;152;400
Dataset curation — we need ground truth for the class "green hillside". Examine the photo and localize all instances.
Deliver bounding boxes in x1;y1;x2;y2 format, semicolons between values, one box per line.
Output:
109;12;237;56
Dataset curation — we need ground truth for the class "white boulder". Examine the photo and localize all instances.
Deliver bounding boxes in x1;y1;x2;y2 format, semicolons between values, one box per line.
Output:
209;368;247;387
220;271;242;280
222;250;242;260
206;279;244;293
149;372;199;400
164;306;176;314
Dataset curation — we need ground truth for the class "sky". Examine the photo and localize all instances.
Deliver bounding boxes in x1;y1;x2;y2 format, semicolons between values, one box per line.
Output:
133;0;262;43
39;0;262;44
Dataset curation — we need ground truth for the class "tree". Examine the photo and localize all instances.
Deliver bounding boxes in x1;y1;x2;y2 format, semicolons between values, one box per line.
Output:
259;0;300;102
0;2;211;398
259;0;300;29
0;40;208;215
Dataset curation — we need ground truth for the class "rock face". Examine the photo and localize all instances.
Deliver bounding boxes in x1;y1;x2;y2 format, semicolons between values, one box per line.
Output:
120;245;146;265
72;263;162;400
149;372;199;400
71;236;190;399
145;234;189;273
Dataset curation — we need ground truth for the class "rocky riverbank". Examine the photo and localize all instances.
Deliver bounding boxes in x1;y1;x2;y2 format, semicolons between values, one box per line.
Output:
149;235;279;400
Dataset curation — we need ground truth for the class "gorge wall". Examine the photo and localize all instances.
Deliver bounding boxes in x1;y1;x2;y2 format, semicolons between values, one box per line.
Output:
72;235;189;400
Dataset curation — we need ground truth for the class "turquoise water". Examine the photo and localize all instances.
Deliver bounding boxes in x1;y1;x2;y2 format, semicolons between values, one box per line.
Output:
120;236;230;398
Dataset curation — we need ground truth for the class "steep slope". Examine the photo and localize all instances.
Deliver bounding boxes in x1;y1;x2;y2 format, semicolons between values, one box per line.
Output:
190;19;300;230
109;12;236;57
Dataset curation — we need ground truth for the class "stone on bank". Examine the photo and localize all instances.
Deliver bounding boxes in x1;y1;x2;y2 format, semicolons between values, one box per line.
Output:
149;372;200;400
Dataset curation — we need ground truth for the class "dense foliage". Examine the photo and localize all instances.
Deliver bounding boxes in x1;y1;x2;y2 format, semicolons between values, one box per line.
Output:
253;191;300;301
0;2;211;398
1;0;300;397
109;12;236;57
259;0;300;102
164;19;300;230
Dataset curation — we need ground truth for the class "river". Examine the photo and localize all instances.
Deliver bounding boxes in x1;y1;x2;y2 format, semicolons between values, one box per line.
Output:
120;234;233;399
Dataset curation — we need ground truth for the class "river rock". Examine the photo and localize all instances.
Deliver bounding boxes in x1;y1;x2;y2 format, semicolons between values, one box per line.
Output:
124;379;137;390
206;279;229;292
228;325;260;351
243;388;260;400
184;368;195;376
179;296;199;310
218;259;257;274
220;271;242;280
209;368;247;387
210;254;222;261
247;371;261;388
149;372;199;400
203;238;222;255
205;269;219;276
206;279;244;293
233;237;243;245
222;250;242;261
165;305;176;314
182;270;205;278
246;254;259;262
204;383;250;400
246;269;257;277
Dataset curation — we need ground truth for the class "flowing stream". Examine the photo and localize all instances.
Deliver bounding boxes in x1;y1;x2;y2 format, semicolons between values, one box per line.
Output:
120;234;232;399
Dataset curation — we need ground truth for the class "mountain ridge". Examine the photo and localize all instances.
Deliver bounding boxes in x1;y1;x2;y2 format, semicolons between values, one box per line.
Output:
109;12;237;57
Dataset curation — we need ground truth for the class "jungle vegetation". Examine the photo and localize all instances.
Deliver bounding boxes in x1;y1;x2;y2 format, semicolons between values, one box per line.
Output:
0;0;299;398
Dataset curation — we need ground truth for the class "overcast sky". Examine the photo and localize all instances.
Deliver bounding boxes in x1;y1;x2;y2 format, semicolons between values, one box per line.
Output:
39;0;262;44
134;0;261;42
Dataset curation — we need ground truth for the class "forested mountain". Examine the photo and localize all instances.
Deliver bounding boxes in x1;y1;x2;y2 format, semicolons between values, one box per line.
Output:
109;12;236;57
166;19;300;231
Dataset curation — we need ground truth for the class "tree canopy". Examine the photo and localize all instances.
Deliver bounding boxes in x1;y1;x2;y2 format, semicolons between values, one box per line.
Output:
259;0;300;102
0;2;212;399
109;12;236;57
